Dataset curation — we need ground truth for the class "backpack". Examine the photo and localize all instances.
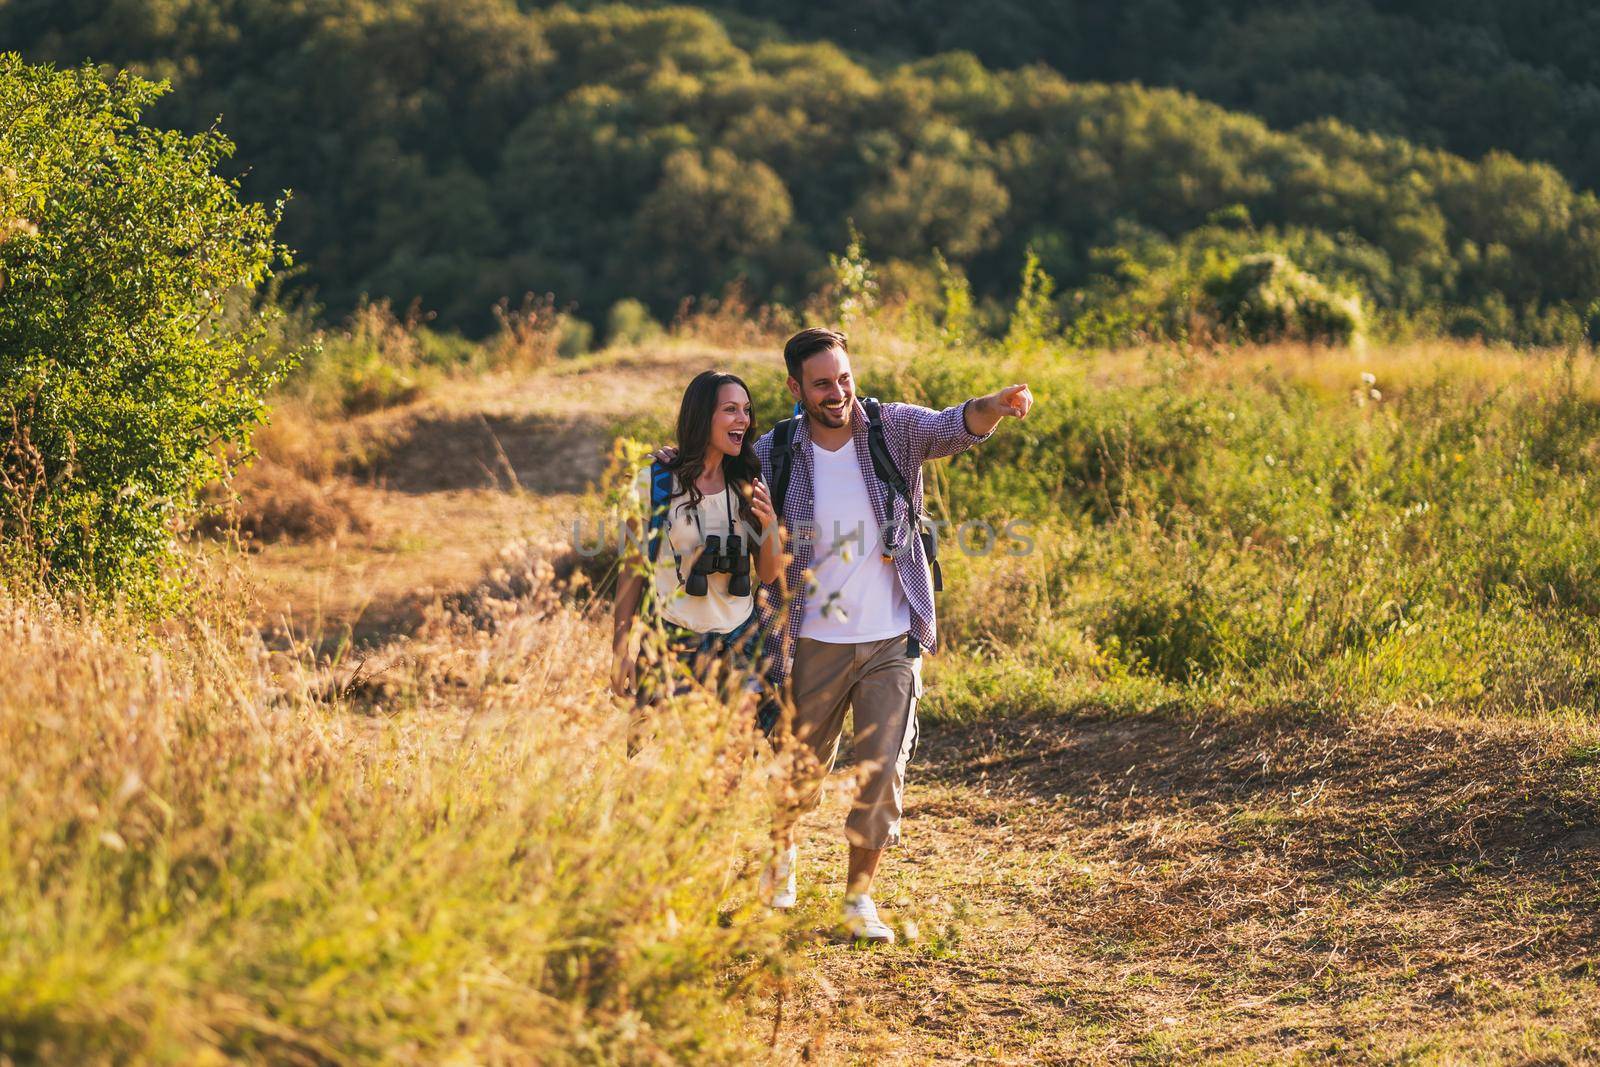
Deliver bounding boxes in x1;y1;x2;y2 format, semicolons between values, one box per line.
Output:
645;459;676;563
768;398;943;592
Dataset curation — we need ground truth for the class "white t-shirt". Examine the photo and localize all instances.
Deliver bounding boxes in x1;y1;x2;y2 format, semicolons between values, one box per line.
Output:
632;467;757;634
799;438;911;643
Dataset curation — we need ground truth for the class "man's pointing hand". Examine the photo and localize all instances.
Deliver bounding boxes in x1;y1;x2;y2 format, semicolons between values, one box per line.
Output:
965;383;1036;436
997;383;1033;419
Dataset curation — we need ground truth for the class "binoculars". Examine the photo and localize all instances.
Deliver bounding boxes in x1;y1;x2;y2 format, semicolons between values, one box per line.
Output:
685;533;752;597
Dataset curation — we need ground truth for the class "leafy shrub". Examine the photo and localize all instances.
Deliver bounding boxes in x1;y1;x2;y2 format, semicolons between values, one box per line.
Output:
300;300;428;415
557;315;594;359
605;297;662;347
933;250;976;348
1206;253;1364;345
818;222;879;329
415;327;480;369
1069;220;1377;347
0;57;286;598
1003;247;1061;353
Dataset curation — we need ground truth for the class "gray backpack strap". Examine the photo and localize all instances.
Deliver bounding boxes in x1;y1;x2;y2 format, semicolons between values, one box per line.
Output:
861;398;941;591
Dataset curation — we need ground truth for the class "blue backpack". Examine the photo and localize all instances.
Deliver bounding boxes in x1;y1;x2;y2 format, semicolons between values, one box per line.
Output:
645;459;676;563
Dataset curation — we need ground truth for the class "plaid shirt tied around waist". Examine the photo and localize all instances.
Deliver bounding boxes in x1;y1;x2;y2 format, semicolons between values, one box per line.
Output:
753;396;993;687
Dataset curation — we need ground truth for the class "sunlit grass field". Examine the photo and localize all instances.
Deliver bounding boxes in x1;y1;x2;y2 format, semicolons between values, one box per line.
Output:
4;319;1600;1062
612;327;1600;727
901;335;1600;726
0;566;792;1063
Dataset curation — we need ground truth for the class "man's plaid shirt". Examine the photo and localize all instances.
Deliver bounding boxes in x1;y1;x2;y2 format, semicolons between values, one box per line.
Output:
753;397;993;687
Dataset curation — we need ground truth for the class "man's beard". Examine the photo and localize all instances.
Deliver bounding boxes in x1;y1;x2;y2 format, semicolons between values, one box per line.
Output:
805;395;852;429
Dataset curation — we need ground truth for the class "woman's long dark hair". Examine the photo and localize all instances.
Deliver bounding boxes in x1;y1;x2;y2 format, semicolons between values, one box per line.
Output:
668;370;760;529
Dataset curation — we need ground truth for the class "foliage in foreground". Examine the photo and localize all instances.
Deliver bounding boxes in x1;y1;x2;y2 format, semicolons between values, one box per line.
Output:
0;566;790;1064
0;55;286;601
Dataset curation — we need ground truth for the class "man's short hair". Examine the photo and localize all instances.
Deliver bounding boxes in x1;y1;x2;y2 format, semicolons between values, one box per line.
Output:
783;327;848;381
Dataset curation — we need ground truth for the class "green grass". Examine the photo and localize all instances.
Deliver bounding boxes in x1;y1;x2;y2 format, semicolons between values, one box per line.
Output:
849;332;1600;722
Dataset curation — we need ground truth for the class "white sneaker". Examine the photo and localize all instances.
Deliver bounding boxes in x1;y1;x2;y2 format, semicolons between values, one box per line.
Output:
841;893;895;945
759;843;798;910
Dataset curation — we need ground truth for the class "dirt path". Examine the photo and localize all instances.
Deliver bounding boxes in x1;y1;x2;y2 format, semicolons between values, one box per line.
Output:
242;343;772;647
771;709;1600;1063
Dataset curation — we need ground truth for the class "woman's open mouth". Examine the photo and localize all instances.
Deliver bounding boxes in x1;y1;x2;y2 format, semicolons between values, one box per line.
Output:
728;429;745;446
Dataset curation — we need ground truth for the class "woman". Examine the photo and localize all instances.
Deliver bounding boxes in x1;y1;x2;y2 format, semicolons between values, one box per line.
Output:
612;370;784;718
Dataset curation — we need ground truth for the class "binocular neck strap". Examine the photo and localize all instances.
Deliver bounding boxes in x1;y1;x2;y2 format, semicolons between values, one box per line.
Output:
673;482;737;586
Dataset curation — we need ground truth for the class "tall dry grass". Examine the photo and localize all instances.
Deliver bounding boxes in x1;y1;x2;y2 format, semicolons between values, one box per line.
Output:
0;555;792;1063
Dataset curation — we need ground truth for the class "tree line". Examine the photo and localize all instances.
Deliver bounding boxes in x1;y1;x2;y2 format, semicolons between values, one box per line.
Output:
4;1;1599;343
667;0;1600;196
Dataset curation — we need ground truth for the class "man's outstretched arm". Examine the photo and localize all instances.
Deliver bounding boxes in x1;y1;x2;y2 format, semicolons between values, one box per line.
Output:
896;385;1030;463
894;384;1035;464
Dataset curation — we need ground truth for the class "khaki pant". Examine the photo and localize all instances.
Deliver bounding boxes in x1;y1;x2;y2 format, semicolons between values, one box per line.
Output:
785;633;921;850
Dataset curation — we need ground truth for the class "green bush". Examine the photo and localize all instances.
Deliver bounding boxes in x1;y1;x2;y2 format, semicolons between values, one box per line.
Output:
416;327;480;370
556;315;594;359
1067;221;1379;347
295;300;429;415
0;56;286;599
605;298;662;347
1206;253;1364;345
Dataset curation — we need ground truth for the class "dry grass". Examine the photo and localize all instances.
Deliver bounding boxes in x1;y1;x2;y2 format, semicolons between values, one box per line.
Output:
1075;338;1600;402
487;293;568;370
0;550;794;1063
14;331;1600;1064
207;458;371;545
200;393;402;549
669;281;798;350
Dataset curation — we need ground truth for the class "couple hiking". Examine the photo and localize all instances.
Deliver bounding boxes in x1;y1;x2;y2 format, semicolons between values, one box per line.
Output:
613;327;1034;943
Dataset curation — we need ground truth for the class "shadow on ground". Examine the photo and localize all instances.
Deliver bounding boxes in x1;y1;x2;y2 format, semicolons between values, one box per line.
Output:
358;410;615;494
915;708;1600;893
779;707;1600;1063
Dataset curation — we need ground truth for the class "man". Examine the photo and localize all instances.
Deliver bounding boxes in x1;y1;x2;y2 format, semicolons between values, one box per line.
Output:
756;326;1032;943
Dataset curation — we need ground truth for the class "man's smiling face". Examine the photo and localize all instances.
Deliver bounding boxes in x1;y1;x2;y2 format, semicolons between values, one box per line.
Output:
788;345;855;430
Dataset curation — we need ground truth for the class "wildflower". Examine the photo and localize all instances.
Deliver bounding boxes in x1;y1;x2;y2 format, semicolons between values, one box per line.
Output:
1361;372;1377;385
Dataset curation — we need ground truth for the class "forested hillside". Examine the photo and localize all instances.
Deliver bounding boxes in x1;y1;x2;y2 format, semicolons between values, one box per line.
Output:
6;0;1598;343
663;0;1600;194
